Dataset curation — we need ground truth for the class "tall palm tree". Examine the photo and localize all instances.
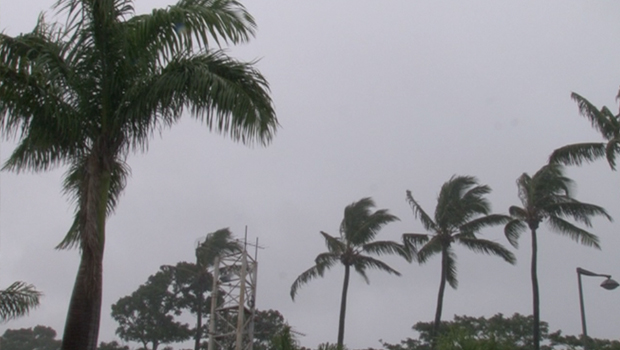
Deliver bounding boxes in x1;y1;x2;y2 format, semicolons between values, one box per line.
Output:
0;1;277;349
504;163;611;350
549;92;620;169
403;175;515;344
290;197;407;350
0;281;41;321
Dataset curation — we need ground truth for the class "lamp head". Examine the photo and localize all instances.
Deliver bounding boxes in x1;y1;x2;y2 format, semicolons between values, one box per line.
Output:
600;278;619;290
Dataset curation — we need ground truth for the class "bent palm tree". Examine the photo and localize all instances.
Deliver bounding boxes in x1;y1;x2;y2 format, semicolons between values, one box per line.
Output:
0;281;41;321
403;175;515;344
504;163;611;350
191;228;241;350
550;92;620;169
290;197;406;350
0;1;277;349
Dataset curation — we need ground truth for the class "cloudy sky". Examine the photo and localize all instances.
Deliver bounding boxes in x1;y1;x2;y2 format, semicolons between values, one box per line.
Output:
2;1;620;349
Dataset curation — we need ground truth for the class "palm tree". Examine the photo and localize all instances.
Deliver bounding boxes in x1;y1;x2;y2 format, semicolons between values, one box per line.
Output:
0;1;277;349
0;281;41;321
290;197;407;350
549;92;620;169
403;175;515;344
504;163;611;350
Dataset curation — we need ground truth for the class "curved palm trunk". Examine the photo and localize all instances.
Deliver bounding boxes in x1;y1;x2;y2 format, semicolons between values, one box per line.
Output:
61;157;110;350
530;228;540;350
431;247;449;348
337;265;351;350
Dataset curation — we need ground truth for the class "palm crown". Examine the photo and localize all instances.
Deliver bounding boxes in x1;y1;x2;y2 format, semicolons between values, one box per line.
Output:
403;175;515;344
0;1;277;349
503;163;611;350
550;92;620;169
504;163;611;249
290;197;406;349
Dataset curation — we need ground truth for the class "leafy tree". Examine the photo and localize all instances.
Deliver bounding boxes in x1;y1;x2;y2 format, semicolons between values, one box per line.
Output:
403;176;515;343
382;313;620;350
111;267;191;350
290;197;406;350
270;325;299;350
0;281;41;321
253;309;293;350
504;163;611;350
549;91;620;169
0;325;61;350
171;228;242;350
0;0;277;349
97;341;130;350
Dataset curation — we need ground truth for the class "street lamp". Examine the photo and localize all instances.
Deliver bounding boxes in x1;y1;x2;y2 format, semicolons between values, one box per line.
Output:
576;267;619;350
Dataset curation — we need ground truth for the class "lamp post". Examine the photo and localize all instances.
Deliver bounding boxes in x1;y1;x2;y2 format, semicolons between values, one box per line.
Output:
576;267;619;350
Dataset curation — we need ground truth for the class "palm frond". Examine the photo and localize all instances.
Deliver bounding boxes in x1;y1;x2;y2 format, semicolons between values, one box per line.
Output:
290;255;339;300
126;0;256;63
508;206;528;220
571;92;617;140
545;201;611;227
341;198;399;245
549;143;607;168
362;240;411;261
320;231;345;254
546;216;601;249
445;249;458;289
196;228;242;267
605;138;620;169
459;214;511;234
0;282;42;321
406;190;437;232
457;237;516;264
352;255;401;278
504;219;526;248
416;235;444;264
402;233;430;252
121;51;277;149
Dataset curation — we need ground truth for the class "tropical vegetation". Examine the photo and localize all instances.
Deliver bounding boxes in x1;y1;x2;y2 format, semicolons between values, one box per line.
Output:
0;282;41;322
290;197;407;350
0;0;277;349
504;163;611;350
402;175;516;343
550;91;620;170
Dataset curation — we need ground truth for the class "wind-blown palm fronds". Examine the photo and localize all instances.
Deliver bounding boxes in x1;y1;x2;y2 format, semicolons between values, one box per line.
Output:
0;281;41;321
550;92;620;169
291;197;407;350
504;163;611;350
0;1;277;349
403;175;515;344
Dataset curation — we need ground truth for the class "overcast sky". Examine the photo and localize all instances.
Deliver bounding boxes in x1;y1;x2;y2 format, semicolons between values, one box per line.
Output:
2;1;620;349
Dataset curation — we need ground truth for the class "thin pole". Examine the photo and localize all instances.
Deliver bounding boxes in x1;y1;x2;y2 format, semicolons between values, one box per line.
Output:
577;269;588;350
208;256;221;350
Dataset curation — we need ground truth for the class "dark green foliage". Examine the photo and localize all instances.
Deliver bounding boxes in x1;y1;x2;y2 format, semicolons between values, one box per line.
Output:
97;341;130;350
505;163;611;350
0;282;41;321
550;91;620;170
404;176;515;342
291;197;406;350
382;313;620;350
111;268;191;350
0;325;61;350
0;1;277;348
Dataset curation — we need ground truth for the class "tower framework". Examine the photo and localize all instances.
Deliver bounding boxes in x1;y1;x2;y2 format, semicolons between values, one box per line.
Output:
208;241;258;350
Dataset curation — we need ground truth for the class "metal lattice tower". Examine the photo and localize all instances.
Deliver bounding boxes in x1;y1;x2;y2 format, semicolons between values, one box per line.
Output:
207;237;258;350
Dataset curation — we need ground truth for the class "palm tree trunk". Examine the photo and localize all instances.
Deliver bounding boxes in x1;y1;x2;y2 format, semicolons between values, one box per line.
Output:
530;228;540;350
431;247;448;347
337;265;351;350
61;156;110;350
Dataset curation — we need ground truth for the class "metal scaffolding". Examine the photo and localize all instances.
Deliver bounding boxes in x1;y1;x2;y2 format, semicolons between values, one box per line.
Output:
207;238;258;350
